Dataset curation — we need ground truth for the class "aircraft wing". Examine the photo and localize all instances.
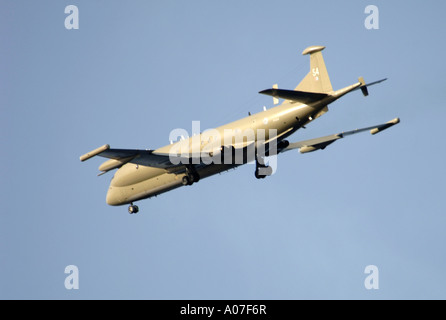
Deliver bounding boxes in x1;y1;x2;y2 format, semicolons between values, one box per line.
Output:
80;146;183;170
283;118;400;154
80;141;259;175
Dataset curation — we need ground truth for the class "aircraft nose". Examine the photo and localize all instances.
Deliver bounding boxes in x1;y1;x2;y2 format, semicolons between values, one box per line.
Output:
106;186;123;206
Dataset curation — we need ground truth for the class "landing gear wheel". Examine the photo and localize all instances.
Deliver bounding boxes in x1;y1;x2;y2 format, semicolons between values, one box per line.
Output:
128;204;139;214
255;170;262;179
254;162;273;179
255;155;272;179
183;166;200;186
182;176;191;186
255;169;268;179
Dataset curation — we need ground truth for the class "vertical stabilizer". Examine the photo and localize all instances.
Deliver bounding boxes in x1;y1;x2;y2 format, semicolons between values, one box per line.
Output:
295;46;333;93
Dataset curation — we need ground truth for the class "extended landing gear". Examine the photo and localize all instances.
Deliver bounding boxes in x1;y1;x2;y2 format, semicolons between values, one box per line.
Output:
255;156;272;180
128;203;139;214
182;165;200;186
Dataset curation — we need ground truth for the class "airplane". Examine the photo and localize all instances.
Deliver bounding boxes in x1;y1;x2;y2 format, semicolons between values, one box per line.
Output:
80;45;400;214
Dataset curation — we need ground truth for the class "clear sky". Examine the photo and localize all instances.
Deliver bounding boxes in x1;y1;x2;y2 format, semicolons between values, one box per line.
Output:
1;0;446;299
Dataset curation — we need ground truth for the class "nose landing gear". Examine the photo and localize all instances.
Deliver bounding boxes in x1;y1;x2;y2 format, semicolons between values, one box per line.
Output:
128;203;139;214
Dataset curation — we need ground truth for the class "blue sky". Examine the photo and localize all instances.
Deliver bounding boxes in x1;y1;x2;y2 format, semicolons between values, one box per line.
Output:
1;0;446;299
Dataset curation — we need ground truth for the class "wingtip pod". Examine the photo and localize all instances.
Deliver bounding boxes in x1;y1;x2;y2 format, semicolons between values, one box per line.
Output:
370;118;400;135
80;144;110;161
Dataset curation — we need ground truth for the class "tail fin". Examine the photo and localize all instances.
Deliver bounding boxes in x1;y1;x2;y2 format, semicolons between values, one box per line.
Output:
295;46;333;93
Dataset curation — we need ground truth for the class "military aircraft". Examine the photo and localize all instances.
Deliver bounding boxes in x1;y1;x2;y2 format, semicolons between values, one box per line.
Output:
80;46;400;214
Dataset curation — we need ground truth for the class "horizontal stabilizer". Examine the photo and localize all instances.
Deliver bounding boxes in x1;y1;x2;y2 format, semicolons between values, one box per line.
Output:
353;78;388;96
365;78;388;87
259;88;328;103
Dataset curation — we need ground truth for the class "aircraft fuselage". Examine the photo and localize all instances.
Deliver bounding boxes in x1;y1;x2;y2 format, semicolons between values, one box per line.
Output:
105;85;357;206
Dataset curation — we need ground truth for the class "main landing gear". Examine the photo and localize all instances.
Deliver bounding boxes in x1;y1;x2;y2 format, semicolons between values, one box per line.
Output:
255;156;272;180
182;165;200;186
128;203;139;214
